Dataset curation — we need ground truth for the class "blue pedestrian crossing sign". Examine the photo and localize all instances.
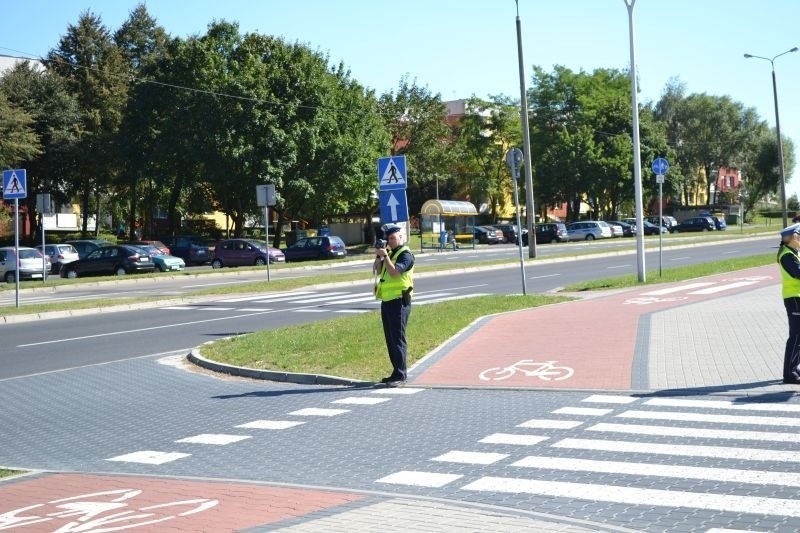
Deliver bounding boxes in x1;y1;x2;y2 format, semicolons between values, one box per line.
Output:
379;190;409;223
377;156;407;191
2;169;27;200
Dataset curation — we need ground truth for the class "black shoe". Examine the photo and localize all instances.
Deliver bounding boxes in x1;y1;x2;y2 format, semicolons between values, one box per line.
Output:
380;376;395;384
386;379;406;388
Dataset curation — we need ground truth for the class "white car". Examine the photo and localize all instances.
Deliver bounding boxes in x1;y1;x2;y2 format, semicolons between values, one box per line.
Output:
0;246;50;283
36;243;80;274
567;221;613;241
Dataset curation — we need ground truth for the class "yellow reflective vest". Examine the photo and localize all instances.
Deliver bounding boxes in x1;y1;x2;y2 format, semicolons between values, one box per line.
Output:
376;245;414;301
779;245;800;299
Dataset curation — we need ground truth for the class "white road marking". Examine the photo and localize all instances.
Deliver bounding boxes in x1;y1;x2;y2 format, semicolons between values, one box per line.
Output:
588;422;800;443
552;407;614;416
106;451;191;464
331;397;391;405
478;433;549;446
218;291;314;302
618;409;800;427
640;282;715;295
554;437;800;462
644;397;800;413
432;451;509;464
582;394;638;404
175;434;251;445
376;471;462;488
511;455;800;487
288;408;350;416
371;388;424;395
517;419;583;429
462;477;800;517
235;420;305;429
688;281;759;294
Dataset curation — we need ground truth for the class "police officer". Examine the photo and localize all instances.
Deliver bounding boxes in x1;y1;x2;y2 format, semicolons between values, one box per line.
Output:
374;224;414;386
778;222;800;383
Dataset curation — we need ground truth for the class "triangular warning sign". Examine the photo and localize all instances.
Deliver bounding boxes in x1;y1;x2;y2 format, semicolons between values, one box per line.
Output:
379;159;406;187
4;172;23;195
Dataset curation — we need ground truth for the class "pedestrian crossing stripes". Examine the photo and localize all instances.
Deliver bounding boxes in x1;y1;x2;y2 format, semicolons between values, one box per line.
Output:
160;289;489;314
376;393;800;526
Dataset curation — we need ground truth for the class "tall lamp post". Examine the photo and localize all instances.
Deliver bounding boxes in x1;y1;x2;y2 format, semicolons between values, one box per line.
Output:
744;47;798;228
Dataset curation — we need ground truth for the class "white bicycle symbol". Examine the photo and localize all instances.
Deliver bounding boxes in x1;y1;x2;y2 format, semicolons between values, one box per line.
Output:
479;359;574;381
0;489;218;531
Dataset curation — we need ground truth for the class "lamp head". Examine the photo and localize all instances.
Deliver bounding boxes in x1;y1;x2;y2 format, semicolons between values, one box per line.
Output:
743;53;753;58
791;47;799;53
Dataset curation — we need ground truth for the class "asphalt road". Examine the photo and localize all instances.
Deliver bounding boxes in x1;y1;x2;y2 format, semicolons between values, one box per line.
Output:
0;235;774;380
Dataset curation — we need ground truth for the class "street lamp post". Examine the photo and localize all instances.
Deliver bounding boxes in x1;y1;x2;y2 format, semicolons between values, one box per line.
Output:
744;47;798;228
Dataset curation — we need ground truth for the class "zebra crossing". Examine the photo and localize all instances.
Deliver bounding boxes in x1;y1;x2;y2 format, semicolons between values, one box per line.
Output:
376;393;800;529
159;288;489;314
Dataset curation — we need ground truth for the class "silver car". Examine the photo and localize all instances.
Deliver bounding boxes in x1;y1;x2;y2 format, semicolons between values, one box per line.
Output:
567;221;613;241
0;246;50;283
36;243;80;274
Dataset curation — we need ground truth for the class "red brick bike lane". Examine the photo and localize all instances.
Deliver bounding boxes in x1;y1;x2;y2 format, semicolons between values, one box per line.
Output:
0;473;363;532
411;265;777;390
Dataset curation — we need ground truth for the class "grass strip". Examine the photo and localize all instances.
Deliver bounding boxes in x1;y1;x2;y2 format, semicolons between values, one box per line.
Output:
199;293;572;382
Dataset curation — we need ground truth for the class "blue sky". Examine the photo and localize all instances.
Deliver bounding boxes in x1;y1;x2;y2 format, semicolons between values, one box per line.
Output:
2;1;799;200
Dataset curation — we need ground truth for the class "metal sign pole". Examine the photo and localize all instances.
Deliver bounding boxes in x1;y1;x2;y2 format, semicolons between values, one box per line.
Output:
14;198;19;307
505;148;527;295
264;205;270;282
41;213;46;282
658;175;663;277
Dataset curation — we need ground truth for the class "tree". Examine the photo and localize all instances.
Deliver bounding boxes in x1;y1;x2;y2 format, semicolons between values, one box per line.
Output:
0;62;81;241
378;77;455;216
46;10;129;236
114;3;169;239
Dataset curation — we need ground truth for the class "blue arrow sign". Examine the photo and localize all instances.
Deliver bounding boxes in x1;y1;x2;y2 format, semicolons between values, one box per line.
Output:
379;190;409;223
2;169;27;200
651;157;669;175
377;156;407;191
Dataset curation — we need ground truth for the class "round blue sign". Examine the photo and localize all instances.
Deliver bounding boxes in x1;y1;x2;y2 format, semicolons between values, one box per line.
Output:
652;157;669;175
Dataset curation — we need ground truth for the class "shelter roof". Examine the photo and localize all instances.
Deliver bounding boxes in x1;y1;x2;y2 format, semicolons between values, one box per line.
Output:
420;200;478;216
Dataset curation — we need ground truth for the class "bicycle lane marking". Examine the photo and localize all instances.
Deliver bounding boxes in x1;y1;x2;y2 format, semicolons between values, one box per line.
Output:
0;473;363;532
410;264;778;390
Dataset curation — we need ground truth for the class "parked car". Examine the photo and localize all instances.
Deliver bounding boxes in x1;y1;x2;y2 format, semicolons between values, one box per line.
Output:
673;216;715;233
606;221;634;237
647;215;679;233
607;223;624;238
466;226;501;244
132;244;186;272
165;235;213;265
282;235;347;262
640;220;668;235
128;240;170;255
528;222;569;245
492;224;522;244
212;238;285;268
60;244;155;278
64;239;114;259
0;246;50;283
36;243;80;274
712;216;727;231
566;221;613;241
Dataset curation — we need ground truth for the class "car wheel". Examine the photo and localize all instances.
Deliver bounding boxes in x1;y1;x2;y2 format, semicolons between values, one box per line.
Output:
157;263;167;272
115;266;127;276
4;271;15;283
585;234;595;241
211;259;223;269
702;227;708;232
66;269;78;279
255;257;266;266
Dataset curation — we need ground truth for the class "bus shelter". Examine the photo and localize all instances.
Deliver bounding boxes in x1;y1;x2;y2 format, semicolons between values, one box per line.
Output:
419;199;478;251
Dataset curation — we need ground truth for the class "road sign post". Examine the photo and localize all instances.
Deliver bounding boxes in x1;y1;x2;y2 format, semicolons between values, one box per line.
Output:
377;156;409;238
504;148;527;295
3;169;27;307
651;158;669;277
256;184;276;281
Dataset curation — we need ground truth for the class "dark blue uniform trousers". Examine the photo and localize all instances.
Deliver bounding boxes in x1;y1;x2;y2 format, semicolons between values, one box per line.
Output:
381;297;411;381
784;297;800;381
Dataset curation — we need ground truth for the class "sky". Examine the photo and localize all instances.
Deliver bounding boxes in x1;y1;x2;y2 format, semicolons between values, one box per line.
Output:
2;0;800;200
